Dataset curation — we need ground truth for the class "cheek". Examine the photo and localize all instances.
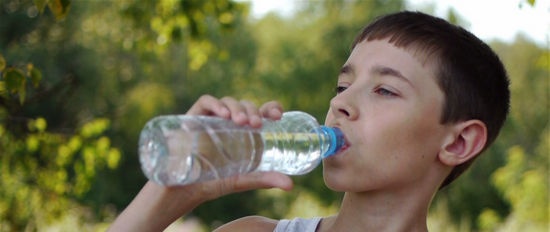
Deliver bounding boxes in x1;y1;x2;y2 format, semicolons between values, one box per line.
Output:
366;110;442;167
386;113;445;172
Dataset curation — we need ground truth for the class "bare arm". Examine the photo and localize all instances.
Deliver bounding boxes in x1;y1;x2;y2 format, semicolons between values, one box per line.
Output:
107;95;292;232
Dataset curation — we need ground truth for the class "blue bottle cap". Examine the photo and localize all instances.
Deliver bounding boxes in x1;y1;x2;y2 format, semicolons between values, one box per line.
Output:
320;126;345;158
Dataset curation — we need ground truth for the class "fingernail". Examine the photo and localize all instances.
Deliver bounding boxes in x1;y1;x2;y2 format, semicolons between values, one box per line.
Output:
250;115;262;127
271;108;282;119
219;107;230;118
236;112;248;124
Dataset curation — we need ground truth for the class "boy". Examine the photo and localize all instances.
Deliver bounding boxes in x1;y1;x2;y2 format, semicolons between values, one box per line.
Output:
108;11;509;232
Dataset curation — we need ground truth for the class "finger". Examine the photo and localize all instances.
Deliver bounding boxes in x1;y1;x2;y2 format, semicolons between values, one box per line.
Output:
259;101;283;120
240;100;262;128
186;95;230;118
219;96;250;125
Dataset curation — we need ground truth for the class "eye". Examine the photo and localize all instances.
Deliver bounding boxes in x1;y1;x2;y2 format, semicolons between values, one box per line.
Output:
334;86;347;94
374;87;397;97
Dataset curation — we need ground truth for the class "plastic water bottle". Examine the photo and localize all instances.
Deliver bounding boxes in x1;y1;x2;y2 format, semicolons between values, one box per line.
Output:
138;111;345;186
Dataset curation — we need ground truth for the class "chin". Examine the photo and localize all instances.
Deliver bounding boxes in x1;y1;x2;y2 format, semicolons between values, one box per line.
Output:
322;169;349;192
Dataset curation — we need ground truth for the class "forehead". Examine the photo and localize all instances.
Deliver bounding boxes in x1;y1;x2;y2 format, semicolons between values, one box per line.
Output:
346;39;438;80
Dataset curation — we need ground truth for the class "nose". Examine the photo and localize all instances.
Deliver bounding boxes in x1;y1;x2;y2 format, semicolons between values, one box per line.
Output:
329;91;358;121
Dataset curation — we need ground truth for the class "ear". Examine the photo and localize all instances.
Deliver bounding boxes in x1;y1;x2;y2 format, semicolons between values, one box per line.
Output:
439;120;487;167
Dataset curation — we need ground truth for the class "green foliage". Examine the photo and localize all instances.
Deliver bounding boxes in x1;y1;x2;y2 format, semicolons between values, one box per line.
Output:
478;208;502;231
0;55;120;230
492;145;549;228
0;57;42;105
0;116;121;231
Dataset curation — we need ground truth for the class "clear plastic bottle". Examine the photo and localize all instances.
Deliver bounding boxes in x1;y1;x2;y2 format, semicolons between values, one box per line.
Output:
138;111;345;186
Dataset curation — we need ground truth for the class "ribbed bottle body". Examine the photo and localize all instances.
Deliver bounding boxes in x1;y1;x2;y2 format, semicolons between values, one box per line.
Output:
257;112;331;175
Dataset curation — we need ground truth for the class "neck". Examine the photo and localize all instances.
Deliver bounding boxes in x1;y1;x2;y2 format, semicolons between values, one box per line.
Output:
320;179;440;232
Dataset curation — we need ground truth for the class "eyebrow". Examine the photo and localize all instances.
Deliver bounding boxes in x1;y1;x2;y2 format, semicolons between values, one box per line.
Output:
371;65;413;87
339;64;415;89
339;64;353;75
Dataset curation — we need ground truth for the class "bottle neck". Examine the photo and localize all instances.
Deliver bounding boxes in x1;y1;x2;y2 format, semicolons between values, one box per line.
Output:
319;126;344;158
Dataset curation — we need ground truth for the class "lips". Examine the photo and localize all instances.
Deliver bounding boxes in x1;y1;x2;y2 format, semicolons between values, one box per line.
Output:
335;128;350;155
341;142;350;151
325;123;351;156
336;141;350;154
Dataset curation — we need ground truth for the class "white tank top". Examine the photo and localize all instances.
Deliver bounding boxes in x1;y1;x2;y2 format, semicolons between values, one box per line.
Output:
274;217;322;232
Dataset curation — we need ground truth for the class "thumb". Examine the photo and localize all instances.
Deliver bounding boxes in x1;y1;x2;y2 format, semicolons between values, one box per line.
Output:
232;171;294;192
201;172;294;201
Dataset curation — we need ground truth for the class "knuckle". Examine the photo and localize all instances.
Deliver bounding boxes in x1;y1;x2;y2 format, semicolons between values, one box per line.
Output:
220;96;235;102
198;94;214;102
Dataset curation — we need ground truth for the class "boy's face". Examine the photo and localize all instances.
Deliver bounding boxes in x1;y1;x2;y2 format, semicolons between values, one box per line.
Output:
323;39;452;192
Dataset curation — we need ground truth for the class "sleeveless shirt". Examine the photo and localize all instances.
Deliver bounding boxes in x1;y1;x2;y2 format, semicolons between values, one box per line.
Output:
274;217;322;232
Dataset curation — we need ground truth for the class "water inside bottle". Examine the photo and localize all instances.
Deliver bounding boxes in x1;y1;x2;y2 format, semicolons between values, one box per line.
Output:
143;128;264;185
258;132;325;175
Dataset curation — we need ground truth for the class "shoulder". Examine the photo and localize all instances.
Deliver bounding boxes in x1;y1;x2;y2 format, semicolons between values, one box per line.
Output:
214;216;278;232
275;217;322;232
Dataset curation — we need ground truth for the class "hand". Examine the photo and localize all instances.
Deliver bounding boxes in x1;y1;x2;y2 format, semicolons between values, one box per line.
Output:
183;95;292;197
108;95;293;232
186;94;284;127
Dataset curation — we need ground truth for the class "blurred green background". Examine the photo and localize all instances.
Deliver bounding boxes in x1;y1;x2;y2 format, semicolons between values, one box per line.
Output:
0;0;548;231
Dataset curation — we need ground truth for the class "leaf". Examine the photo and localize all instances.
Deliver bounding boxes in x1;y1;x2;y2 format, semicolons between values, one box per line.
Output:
0;81;6;97
27;63;42;87
80;118;110;138
0;54;5;72
26;135;40;153
106;149;121;169
2;67;26;94
18;84;26;105
27;117;48;132
47;0;71;21
35;117;47;132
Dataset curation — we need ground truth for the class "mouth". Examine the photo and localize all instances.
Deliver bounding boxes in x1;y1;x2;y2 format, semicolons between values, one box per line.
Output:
323;124;350;157
341;141;350;150
334;129;350;155
337;140;350;154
